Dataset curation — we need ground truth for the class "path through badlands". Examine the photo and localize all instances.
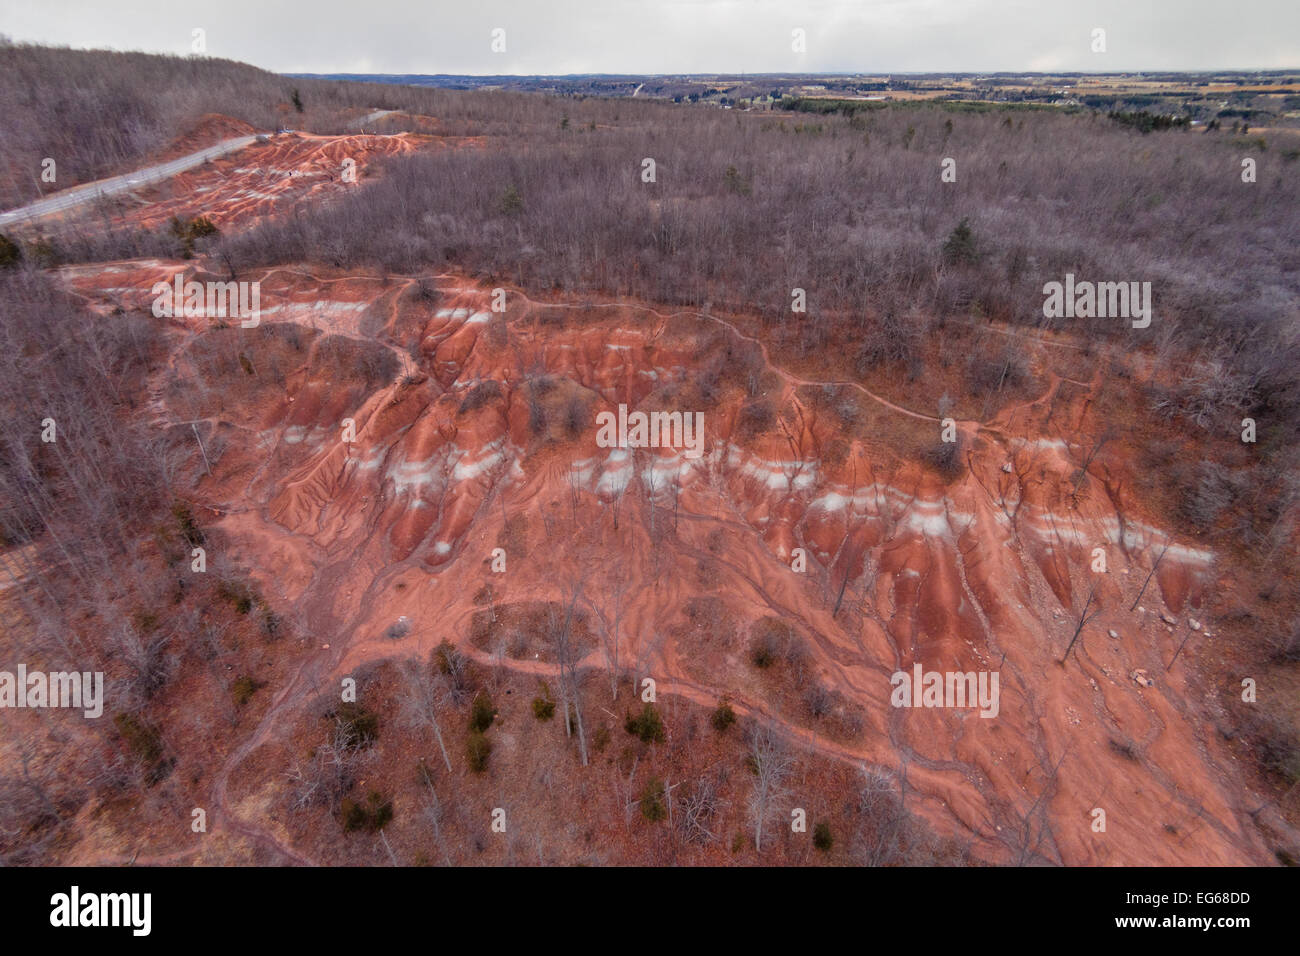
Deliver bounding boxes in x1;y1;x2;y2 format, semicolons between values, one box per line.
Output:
54;253;1278;867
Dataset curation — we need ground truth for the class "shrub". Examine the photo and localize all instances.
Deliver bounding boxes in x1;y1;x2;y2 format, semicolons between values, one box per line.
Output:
854;311;921;374
749;618;802;669
432;640;474;702
433;640;458;674
639;778;667;822
339;797;366;831
1270;624;1300;664
1242;709;1300;783
526;390;548;436
804;684;834;719
813;821;834;851
331;702;379;749
189;216;220;239
466;730;492;773
942;218;978;265
469;692;496;733
711;699;737;733
736;400;775;439
751;638;777;669
458;380;503;414
723;164;752;196
1108;739;1139;761
0;233;22;269
624;703;666;743
532;684;556;721
232;675;261;707
340;790;393;832
499;184;524;216
923;439;963;481
113;712;169;782
171;500;205;547
261;607;282;639
1174;461;1240;535
170;215;220;258
28;236;59;267
563;396;586;437
966;351;1027;396
217;579;254;615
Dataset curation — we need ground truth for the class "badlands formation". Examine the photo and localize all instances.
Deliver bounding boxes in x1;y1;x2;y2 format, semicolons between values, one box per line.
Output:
53;249;1271;865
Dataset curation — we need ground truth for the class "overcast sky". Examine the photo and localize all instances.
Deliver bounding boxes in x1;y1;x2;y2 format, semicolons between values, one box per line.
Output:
2;0;1297;75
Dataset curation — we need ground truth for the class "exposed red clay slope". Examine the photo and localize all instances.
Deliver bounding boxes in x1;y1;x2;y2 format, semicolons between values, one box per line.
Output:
98;132;428;233
13;127;481;235
54;258;1280;866
156;113;259;161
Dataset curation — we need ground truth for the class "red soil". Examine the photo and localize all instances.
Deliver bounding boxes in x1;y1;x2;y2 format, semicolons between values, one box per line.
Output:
157;113;259;161
50;255;1285;866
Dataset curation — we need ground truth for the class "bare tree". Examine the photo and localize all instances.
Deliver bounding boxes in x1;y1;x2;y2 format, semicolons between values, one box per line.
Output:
1130;538;1171;611
852;764;913;866
1168;623;1199;672
1070;426;1117;499
678;769;725;846
746;724;793;853
547;583;590;766
1061;581;1102;664
416;760;453;866
435;641;474;706
1003;750;1067;866
398;659;453;773
589;560;627;701
286;716;368;812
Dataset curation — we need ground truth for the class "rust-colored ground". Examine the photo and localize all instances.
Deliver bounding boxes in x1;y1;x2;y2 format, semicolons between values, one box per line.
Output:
42;249;1293;865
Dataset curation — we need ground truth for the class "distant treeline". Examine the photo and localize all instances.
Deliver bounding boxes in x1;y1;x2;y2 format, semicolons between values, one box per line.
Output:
781;97;1061;116
1106;110;1191;132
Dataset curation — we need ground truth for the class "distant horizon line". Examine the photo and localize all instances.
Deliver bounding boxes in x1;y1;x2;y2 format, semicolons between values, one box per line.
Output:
285;69;1300;78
